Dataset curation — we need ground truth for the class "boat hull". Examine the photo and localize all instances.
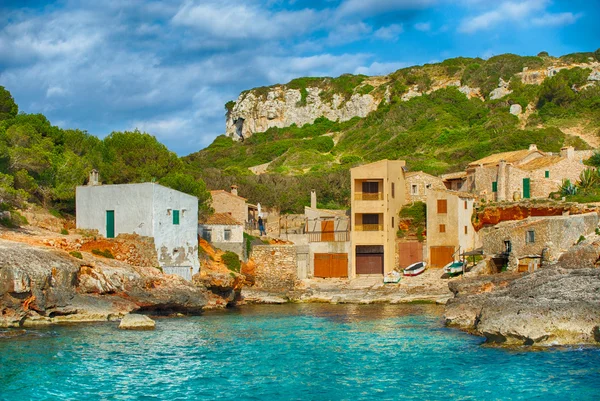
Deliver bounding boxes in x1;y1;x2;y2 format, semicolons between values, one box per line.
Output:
403;262;426;276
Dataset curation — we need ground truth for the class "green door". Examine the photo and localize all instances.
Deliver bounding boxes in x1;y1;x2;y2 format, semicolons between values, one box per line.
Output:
106;210;115;238
523;178;530;199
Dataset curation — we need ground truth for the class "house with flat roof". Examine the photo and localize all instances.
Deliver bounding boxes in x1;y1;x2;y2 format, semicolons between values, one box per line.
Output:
76;181;199;280
350;160;406;277
426;188;477;268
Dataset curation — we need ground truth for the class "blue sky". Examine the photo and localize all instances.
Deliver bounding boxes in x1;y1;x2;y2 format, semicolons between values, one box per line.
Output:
0;0;598;155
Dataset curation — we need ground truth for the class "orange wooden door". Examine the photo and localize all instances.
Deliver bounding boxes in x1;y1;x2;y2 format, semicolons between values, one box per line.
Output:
321;220;334;242
398;242;423;268
430;246;454;268
356;254;383;274
314;253;331;277
330;253;348;277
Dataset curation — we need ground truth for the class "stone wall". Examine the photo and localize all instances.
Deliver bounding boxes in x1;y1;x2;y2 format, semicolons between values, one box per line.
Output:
405;172;446;203
251;245;298;291
210;191;247;225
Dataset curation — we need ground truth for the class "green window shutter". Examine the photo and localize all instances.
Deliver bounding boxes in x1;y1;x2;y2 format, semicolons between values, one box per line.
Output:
106;210;115;239
492;181;497;192
523;178;530;199
173;210;180;225
545;170;550;178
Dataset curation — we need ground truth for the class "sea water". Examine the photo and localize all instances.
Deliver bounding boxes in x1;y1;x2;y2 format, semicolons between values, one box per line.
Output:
1;304;599;400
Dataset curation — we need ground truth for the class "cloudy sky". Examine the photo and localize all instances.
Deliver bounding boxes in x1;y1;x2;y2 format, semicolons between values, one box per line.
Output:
0;0;598;155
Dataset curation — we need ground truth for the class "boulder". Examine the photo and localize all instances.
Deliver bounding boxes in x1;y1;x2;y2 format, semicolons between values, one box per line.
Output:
509;104;522;115
557;244;599;269
119;314;155;330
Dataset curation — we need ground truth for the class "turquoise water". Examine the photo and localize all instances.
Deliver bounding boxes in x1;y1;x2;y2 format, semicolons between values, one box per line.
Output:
1;304;599;400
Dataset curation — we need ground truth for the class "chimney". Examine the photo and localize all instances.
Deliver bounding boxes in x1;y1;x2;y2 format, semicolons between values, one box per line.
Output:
310;189;317;209
231;185;238;196
88;169;99;186
529;144;538;152
560;146;574;160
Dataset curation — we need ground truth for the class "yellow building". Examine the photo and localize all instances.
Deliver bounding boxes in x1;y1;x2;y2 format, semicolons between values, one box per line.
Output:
350;160;406;277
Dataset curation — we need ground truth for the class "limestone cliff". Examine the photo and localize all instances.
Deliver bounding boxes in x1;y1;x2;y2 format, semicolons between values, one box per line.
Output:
225;58;600;140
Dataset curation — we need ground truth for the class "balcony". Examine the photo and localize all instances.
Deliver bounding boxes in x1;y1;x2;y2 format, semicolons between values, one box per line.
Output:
354;192;383;201
354;224;384;231
308;230;350;242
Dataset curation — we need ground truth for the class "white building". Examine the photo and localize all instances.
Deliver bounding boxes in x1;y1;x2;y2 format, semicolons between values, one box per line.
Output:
199;213;245;260
76;182;199;280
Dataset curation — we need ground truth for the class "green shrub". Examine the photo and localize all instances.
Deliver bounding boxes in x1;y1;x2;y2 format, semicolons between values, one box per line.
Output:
577;235;586;244
225;100;236;112
222;251;241;273
60;228;69;235
92;249;114;259
69;251;83;259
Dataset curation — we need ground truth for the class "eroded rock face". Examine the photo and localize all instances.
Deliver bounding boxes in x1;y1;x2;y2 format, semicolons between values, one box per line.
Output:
0;239;210;327
444;266;600;346
225;87;381;140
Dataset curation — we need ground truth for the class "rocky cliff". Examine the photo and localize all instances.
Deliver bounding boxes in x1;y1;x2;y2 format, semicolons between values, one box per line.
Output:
444;240;600;346
225;56;600;140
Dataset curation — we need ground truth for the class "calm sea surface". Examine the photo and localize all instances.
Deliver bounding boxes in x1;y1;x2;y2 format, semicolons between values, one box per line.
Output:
1;304;599;400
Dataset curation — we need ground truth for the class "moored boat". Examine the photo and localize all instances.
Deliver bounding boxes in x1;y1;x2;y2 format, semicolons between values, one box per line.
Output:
403;261;426;276
443;260;465;276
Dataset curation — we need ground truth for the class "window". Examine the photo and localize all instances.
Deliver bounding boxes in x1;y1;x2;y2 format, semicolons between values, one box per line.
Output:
437;199;447;214
362;214;379;225
545;170;550;178
411;184;418;195
439;224;446;233
464;226;468;234
202;228;212;242
492;181;498;192
392;216;395;228
224;229;231;241
464;200;468;210
362;181;379;193
526;230;535;244
173;210;180;225
391;183;395;198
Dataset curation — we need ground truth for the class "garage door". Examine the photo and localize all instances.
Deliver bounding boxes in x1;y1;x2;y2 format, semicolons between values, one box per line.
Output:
430;246;455;268
398;242;423;268
356;254;383;275
314;253;348;278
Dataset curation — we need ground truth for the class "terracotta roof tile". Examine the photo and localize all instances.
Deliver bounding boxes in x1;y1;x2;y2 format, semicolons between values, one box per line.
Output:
201;213;243;226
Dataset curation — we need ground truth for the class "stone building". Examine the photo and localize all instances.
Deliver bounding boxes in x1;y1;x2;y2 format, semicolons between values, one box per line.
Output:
76;182;199;279
426;188;477;268
443;145;592;201
199;213;245;260
480;212;599;271
210;185;258;227
405;171;446;203
350;160;406;277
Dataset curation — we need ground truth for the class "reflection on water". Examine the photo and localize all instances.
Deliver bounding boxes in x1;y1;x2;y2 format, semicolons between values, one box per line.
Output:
1;304;599;401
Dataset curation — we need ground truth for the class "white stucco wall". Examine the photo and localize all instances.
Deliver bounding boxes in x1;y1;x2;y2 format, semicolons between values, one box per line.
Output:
76;183;200;276
152;184;199;274
198;224;244;243
76;183;154;237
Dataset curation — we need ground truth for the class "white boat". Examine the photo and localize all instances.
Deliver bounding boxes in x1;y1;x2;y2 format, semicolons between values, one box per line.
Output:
403;261;426;276
383;270;402;284
443;260;466;276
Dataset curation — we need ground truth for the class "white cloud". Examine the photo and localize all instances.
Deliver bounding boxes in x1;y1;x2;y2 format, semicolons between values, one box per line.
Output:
374;24;404;40
354;61;410;76
458;0;549;33
532;12;581;27
46;86;67;98
327;22;372;45
414;22;431;31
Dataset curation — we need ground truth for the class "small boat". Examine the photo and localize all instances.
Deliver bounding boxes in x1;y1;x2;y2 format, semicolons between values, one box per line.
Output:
383;270;402;284
443;260;466;276
403;261;426;276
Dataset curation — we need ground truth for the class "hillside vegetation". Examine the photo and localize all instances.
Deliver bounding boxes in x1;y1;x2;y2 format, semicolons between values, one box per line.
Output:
189;51;600;180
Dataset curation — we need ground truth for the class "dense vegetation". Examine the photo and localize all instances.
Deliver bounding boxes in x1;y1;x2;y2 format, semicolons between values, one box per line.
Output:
0;86;212;221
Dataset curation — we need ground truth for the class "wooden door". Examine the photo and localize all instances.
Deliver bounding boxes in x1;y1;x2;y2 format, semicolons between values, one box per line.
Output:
314;253;348;278
398;242;423;268
321;220;334;242
429;246;454;268
106;210;115;239
356;253;383;274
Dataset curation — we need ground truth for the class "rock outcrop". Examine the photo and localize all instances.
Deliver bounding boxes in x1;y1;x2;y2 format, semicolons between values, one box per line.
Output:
444;265;600;346
0;239;209;327
119;313;156;330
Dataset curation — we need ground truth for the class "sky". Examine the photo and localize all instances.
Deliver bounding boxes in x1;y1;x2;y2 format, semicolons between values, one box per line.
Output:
0;0;598;156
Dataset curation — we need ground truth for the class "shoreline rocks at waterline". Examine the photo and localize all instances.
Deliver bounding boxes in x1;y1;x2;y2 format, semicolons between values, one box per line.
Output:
119;314;156;330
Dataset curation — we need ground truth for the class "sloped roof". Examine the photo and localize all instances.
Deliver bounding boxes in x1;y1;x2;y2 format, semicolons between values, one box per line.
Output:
210;189;247;201
429;188;476;199
405;171;442;180
441;171;467;180
518;155;564;171
201;213;243;226
467;149;544;167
